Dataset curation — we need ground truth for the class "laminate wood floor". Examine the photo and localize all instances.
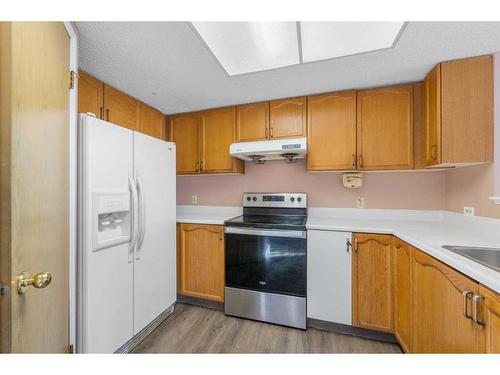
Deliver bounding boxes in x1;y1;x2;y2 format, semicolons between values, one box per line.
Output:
132;303;402;354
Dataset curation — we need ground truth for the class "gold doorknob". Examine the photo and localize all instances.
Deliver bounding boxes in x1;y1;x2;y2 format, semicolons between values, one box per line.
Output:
17;271;52;295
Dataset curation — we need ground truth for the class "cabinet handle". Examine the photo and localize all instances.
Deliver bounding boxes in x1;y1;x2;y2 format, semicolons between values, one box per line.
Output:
346;239;352;253
358;155;363;168
353;238;358;252
270;127;274;138
99;107;104;119
472;294;485;325
106;109;110;121
430;145;437;160
265;127;268;139
196;162;199;173
352;154;356;168
463;291;473;319
200;161;204;172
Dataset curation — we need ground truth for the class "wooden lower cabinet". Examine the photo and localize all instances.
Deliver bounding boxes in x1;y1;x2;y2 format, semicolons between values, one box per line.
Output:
411;249;482;353
393;239;412;353
352;233;394;332
479;285;500;353
178;223;225;302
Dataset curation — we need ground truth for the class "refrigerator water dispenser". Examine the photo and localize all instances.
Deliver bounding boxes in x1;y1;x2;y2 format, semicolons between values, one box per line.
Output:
92;191;131;250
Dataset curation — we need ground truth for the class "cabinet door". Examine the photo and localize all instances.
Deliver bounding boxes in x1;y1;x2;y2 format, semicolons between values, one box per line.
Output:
169;112;200;175
78;70;103;118
138;102;165;140
352;234;394;332
200;107;243;174
424;64;442;166
270;97;306;139
479;285;500;353
236;102;269;142
357;85;414;170
179;224;224;302
441;55;493;164
307;92;357;171
307;230;352;325
393;239;412;353
411;249;481;353
103;84;139;130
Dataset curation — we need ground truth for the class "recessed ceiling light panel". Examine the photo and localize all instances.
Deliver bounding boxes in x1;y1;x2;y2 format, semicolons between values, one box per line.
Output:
192;22;299;76
300;22;405;63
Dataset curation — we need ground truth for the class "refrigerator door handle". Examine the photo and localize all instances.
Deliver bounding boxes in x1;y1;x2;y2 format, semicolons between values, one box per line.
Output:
128;175;139;263
135;174;146;258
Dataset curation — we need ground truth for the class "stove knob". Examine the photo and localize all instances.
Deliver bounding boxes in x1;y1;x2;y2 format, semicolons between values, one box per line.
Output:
252;197;257;201
297;197;302;202
290;197;295;202
246;196;251;201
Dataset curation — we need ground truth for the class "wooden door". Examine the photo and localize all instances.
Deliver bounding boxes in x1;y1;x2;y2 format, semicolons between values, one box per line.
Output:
103;84;139;130
307;91;357;171
138;102;165;140
77;70;103;118
352;234;394;332
179;224;224;302
424;64;442;166
200;107;243;174
393;239;412;352
236;102;269;142
169;112;200;175
479;285;500;353
357;85;414;170
411;249;481;353
0;22;70;353
441;55;493;164
269;97;306;139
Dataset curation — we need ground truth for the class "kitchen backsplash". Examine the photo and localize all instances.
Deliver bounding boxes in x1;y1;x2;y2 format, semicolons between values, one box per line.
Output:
177;159;447;209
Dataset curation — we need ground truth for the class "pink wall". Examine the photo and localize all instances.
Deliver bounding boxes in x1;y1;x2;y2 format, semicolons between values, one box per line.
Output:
177;159;446;209
444;52;500;219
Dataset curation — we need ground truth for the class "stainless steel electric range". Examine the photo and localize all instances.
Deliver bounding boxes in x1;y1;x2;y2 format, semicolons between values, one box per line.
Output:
224;193;307;329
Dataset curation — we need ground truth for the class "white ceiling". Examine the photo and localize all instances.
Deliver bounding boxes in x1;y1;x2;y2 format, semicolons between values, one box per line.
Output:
76;22;500;115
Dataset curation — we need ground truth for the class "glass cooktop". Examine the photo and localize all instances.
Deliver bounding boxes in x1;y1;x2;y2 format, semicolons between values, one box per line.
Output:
225;214;307;230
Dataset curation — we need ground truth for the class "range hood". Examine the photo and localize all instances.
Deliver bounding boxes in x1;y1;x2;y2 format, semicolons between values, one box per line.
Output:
229;137;307;164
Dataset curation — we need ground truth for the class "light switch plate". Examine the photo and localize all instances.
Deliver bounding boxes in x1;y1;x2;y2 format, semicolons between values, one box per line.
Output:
463;207;474;216
191;195;198;205
356;197;365;209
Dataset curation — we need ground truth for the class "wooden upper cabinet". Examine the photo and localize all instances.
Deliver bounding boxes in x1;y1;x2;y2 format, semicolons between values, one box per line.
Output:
357;85;414;170
411;249;482;353
270;97;306;139
440;55;493;166
139;102;165;140
479;285;500;353
78;70;103;118
393;239;413;353
413;83;427;169
179;224;225;302
200;107;244;174
424;65;442;166
236;102;270;142
103;84;139;130
307;91;357;171
169;113;200;175
352;233;394;332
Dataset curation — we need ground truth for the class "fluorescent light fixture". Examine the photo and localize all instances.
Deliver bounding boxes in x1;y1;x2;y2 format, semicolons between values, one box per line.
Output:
300;22;405;63
191;22;299;76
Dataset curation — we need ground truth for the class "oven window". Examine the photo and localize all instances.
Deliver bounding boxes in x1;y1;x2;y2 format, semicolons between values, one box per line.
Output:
225;233;306;297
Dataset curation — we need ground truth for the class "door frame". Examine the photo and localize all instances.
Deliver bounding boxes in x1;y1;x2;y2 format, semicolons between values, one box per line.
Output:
0;22;77;353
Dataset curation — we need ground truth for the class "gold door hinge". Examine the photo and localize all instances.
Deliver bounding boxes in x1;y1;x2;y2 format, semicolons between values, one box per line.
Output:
69;70;79;90
68;344;74;354
0;284;10;297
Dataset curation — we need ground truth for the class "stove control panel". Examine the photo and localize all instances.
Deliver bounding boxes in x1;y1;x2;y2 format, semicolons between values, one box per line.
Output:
242;193;307;208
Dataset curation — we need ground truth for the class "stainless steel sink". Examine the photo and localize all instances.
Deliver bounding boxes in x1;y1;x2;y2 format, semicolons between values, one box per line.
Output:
442;245;500;272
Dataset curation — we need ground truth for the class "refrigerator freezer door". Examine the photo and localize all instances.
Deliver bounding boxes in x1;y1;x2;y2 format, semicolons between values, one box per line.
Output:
133;132;176;334
79;115;135;353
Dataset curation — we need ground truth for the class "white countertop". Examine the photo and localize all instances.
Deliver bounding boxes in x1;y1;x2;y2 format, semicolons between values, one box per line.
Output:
177;205;500;292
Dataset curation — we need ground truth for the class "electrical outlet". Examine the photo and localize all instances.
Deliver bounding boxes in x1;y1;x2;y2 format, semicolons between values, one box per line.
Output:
463;207;474;216
356;197;365;209
191;195;198;205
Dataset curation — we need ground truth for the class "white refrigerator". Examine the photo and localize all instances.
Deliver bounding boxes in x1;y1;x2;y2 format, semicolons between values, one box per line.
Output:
77;114;176;353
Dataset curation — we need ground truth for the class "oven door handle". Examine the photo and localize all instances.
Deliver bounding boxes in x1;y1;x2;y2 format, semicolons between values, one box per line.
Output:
224;227;307;239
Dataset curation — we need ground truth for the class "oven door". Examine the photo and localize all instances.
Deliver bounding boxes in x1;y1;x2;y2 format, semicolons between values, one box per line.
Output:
225;227;306;297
